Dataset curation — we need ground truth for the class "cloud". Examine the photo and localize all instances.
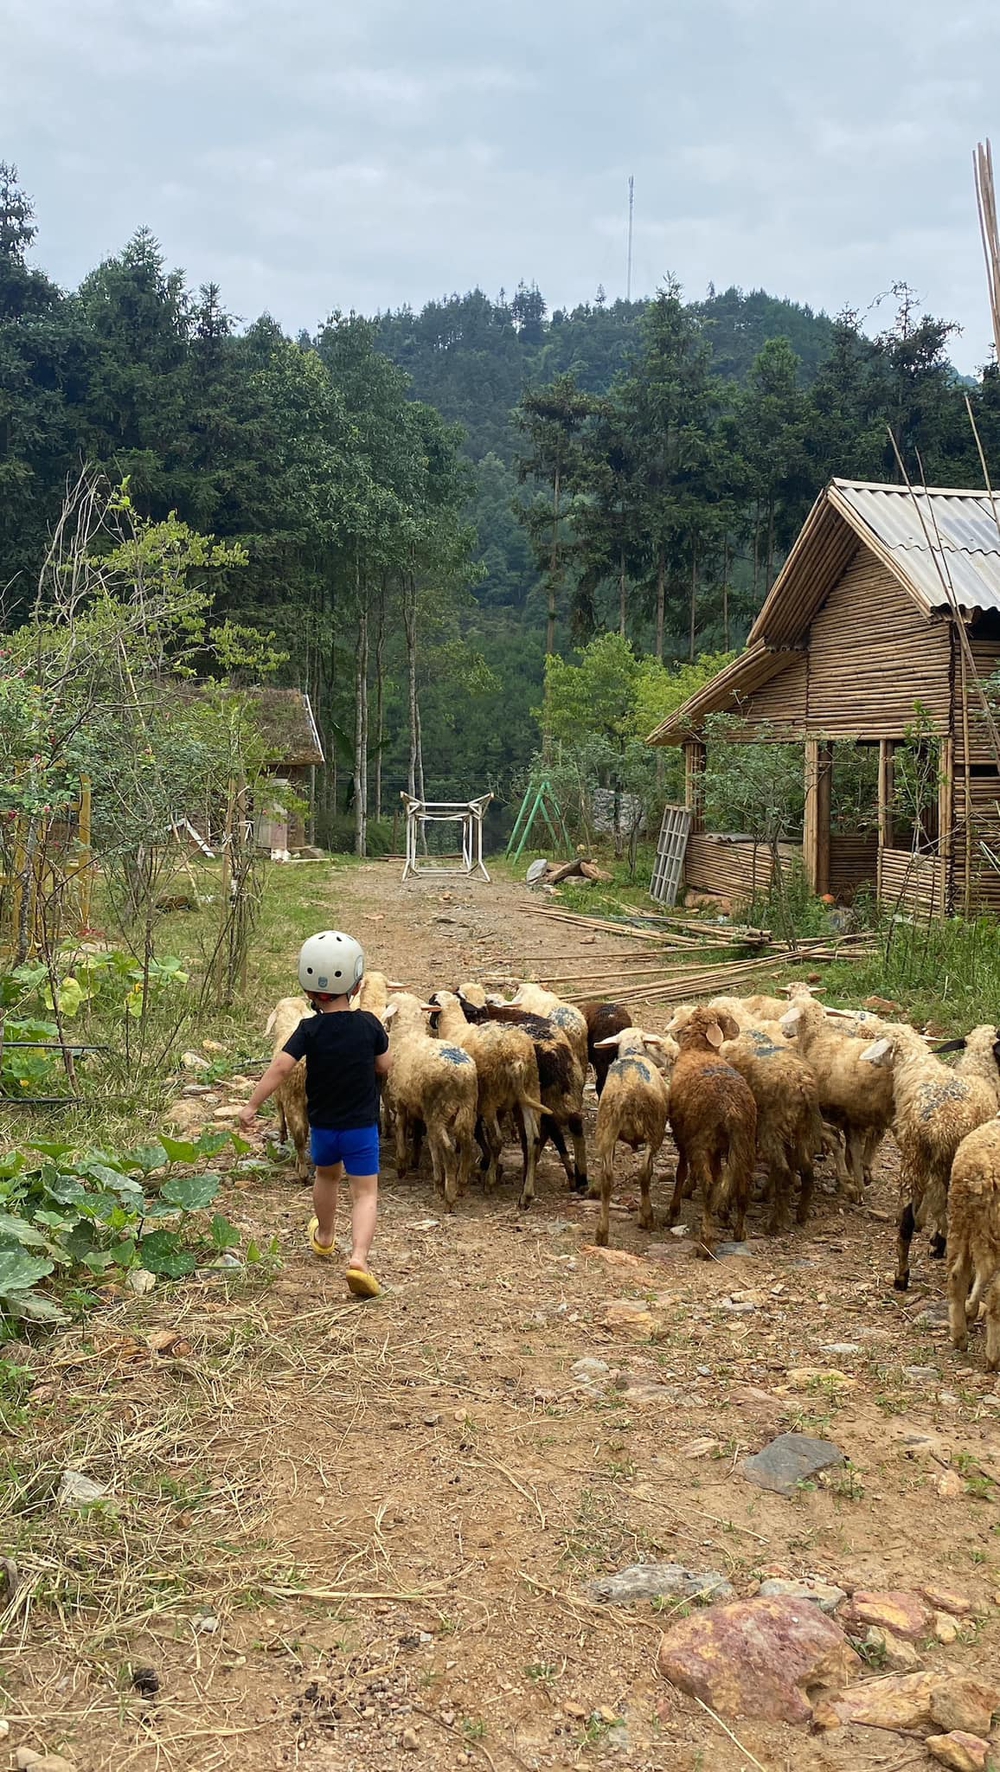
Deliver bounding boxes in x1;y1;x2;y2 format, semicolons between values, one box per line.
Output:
4;0;999;369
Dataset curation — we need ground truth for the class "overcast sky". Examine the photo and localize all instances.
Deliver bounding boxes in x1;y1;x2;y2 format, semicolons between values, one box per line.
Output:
5;0;1000;370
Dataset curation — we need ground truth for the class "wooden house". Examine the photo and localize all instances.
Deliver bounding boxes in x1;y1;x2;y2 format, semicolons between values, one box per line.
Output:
647;479;1000;916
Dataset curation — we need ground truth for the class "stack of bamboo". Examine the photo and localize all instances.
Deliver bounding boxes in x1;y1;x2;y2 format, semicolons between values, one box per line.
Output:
498;901;875;1007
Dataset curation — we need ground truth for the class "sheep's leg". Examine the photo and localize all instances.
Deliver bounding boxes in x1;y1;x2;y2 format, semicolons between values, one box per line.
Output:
947;1244;974;1353
862;1128;883;1188
541;1115;578;1190
930;1231;948;1260
569;1113;588;1192
481;1115;503;1193
667;1149;688;1227
474;1118;491;1175
842;1128;865;1204
430;1129;458;1212
726;1153;749;1245
518;1107;540;1210
637;1145;655;1233
796;1152;815;1226
766;1158;792;1236
595;1147;614;1248
983;1275;1000;1372
894;1200;916;1291
594;1059;610;1100
696;1156;719;1258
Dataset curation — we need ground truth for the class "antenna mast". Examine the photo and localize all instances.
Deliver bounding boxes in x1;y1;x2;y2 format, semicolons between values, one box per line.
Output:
626;175;634;302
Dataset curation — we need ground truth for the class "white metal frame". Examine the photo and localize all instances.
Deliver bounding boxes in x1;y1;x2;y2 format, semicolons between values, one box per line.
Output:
401;792;493;882
649;804;692;906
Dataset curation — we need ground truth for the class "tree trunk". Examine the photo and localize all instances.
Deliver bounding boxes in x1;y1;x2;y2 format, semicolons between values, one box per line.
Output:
765;501;775;590
722;537;730;651
404;571;418;798
374;585;386;824
655;552;665;661
353;594;369;857
752;502;760;601
619;546;627;639
547;462;561;656
688;541;698;663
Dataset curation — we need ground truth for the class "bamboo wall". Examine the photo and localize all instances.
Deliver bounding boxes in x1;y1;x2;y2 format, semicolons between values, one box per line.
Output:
718;545;953;742
877;849;942;917
684;833;800;901
829;833;878;896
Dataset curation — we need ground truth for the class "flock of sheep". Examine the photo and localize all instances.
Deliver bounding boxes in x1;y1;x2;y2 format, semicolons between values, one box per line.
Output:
265;973;1000;1373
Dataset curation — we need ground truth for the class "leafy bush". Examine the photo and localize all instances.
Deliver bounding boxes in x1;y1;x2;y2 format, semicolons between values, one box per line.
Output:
0;1127;248;1329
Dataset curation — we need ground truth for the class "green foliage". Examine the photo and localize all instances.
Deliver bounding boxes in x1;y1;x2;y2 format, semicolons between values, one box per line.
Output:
0;1128;246;1329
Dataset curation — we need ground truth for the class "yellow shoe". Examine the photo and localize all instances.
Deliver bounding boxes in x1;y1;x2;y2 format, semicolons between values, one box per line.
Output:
346;1265;380;1299
308;1217;338;1258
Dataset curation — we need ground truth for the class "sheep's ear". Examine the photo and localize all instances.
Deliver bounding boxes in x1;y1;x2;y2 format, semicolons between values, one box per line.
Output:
780;1008;801;1031
860;1037;892;1065
594;1033;624;1049
383;1003;398;1025
265;1010;277;1036
419;1002;438;1016
931;1036;966;1054
386;978;406;990
705;1020;725;1050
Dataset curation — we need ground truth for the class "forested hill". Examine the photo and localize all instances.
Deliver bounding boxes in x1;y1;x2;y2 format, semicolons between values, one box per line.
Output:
374;285;837;462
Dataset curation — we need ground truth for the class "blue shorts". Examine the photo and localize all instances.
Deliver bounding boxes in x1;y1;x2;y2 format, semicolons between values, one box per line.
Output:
309;1124;380;1175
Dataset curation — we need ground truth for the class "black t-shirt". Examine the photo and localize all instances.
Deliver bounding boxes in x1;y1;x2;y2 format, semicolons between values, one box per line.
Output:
282;1008;389;1130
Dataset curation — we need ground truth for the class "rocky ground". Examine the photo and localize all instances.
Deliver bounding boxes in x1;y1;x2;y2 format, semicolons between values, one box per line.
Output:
2;862;1000;1772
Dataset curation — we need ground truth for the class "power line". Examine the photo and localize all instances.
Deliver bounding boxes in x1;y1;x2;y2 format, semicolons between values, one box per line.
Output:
626;175;634;303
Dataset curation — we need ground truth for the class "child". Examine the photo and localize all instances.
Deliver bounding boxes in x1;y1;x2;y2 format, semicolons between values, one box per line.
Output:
239;931;391;1298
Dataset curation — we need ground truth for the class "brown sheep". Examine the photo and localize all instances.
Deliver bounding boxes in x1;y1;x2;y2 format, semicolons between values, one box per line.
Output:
429;991;545;1204
947;1116;1000;1372
720;1024;825;1233
458;992;587;1196
579;1000;633;1097
666;1006;757;1256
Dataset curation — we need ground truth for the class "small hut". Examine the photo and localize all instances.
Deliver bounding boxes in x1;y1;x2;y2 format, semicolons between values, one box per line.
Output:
647;478;1000;916
245;687;325;851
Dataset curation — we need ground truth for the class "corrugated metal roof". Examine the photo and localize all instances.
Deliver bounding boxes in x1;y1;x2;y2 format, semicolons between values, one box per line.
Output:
831;481;1000;615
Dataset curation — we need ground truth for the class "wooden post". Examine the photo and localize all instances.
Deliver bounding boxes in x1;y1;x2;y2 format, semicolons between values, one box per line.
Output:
804;742;832;896
938;735;954;916
877;740;894;854
684;740;706;834
803;741;819;893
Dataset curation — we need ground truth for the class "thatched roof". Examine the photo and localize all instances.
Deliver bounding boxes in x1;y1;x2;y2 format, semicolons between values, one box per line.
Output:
243;688;324;766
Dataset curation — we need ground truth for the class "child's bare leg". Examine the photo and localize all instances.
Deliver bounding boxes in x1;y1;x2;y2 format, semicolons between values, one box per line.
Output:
348;1172;378;1271
313;1162;344;1249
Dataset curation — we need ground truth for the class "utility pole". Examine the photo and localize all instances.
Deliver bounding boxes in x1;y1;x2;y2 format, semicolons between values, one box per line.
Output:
626;175;634;302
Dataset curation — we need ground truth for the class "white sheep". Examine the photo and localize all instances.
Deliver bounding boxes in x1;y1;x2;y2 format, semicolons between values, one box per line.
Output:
263;996;313;1180
780;996;896;1204
430;990;545;1205
383;992;478;1211
591;1028;677;1247
356;971;406;1017
947;1115;1000;1371
860;1023;1000;1290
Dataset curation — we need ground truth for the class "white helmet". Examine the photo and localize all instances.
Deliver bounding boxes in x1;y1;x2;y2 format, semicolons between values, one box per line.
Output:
297;930;364;995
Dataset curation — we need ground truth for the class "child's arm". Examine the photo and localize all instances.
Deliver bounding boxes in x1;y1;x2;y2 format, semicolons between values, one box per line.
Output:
239;1052;298;1132
375;1051;393;1078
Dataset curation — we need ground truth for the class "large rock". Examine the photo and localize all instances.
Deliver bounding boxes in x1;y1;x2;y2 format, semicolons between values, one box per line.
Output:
929;1675;1000;1737
817;1671;1000;1736
657;1595;861;1723
814;1670;939;1733
846;1589;933;1641
597;1300;659;1337
922;1584;974;1617
926;1733;991;1772
742;1433;845;1497
592;1564;734;1607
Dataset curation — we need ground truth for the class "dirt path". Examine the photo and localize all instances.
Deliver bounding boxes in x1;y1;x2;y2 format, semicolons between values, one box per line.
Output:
5;864;1000;1772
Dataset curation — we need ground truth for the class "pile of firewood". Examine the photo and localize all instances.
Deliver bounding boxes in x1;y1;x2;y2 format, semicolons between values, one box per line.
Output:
532;856;614;887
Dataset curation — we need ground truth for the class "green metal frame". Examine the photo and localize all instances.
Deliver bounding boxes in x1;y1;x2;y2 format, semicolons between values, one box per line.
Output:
505;777;572;865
